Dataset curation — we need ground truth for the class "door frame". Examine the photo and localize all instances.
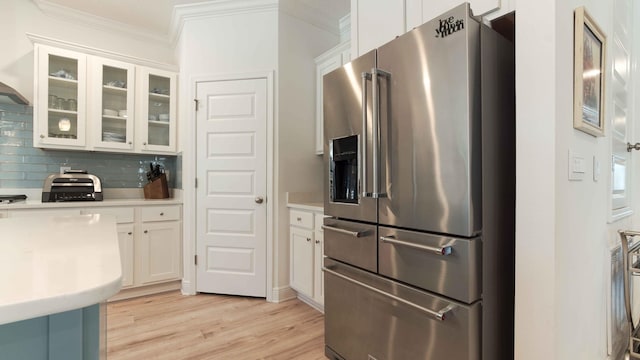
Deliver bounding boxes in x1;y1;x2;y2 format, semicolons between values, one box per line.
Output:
183;71;275;301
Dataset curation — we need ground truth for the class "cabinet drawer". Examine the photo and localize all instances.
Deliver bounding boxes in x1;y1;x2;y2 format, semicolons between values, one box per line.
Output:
140;205;180;222
290;209;313;229
81;207;134;223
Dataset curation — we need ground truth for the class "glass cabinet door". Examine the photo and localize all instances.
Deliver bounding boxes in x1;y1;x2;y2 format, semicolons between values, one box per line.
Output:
35;45;86;148
92;58;135;151
138;67;176;153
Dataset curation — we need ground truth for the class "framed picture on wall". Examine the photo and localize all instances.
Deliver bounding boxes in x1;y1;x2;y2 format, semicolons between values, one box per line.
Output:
574;6;606;137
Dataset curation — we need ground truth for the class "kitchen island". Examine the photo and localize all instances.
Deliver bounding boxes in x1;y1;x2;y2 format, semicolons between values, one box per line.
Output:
0;214;122;359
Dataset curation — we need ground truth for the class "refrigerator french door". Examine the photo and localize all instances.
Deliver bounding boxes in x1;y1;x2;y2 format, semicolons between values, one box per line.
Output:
322;3;515;360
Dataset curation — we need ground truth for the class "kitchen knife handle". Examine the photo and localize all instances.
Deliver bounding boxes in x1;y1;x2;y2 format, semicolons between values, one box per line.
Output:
322;266;456;321
322;224;366;238
380;236;452;256
361;72;371;198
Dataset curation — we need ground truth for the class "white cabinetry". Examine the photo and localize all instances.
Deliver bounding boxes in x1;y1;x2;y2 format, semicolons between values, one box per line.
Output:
90;57;136;152
7;203;182;298
289;206;324;310
138;206;182;284
350;0;504;57
33;42;178;154
0;210;7;218
80;207;135;288
315;41;350;155
34;45;87;148
137;68;177;153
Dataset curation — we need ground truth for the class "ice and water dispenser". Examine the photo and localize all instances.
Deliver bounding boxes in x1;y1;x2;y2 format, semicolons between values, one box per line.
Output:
329;135;358;204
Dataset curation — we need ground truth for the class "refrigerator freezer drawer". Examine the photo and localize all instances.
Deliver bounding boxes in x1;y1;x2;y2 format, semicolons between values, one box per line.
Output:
323;218;377;273
378;226;481;303
324;258;481;360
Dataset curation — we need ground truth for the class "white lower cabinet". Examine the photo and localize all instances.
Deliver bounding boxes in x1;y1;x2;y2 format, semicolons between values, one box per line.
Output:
116;223;135;288
289;207;324;310
7;203;182;297
290;226;314;296
138;220;181;284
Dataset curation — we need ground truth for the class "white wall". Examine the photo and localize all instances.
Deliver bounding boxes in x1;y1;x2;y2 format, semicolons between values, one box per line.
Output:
0;0;174;103
177;8;279;295
517;0;640;359
277;11;339;290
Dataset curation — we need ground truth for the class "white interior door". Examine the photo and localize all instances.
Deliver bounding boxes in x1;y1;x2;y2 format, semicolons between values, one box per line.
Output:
196;78;267;297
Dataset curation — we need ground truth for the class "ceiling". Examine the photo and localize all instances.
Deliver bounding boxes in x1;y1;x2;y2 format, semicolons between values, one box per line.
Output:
36;0;350;38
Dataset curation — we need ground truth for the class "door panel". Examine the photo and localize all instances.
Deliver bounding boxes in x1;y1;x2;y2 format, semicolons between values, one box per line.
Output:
196;78;267;297
377;5;482;237
323;50;377;223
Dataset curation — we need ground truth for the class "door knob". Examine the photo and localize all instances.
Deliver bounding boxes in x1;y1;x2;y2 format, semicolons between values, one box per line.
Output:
628;142;640;152
255;196;264;204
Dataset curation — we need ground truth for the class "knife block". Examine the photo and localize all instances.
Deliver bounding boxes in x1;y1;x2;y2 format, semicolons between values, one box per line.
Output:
143;174;169;199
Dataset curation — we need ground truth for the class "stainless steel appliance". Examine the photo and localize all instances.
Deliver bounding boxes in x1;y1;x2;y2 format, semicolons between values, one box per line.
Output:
322;4;515;360
42;172;103;202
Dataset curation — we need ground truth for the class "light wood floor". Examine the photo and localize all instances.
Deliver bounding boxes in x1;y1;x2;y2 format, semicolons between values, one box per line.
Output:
106;291;326;360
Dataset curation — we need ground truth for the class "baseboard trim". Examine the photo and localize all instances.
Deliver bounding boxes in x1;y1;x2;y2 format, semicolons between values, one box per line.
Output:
108;281;182;302
270;286;297;303
181;279;196;295
296;292;324;314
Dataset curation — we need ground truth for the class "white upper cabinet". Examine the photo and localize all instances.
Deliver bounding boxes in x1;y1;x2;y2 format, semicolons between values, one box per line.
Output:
351;0;504;57
136;68;177;154
35;45;87;148
91;57;136;152
32;42;178;154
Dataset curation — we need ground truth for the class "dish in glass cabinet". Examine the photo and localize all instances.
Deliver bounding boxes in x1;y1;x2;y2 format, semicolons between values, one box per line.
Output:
150;88;169;95
50;69;75;80
103;108;117;116
158;114;169;121
105;80;126;88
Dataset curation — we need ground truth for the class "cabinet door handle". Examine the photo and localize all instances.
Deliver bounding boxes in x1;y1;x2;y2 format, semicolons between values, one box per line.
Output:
306;238;311;242
160;212;164;216
40;134;45;139
127;232;132;235
144;230;148;234
315;240;320;244
297;217;302;221
128;141;132;145
143;142;147;145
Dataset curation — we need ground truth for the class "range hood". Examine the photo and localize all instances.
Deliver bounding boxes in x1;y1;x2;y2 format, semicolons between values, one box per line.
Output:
0;82;28;105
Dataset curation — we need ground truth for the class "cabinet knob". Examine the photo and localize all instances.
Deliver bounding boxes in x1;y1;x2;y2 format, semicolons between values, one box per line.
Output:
297;217;302;221
128;141;132;145
160;212;164;216
143;142;147;146
144;230;148;234
255;197;264;204
306;238;311;242
315;240;320;244
40;134;45;139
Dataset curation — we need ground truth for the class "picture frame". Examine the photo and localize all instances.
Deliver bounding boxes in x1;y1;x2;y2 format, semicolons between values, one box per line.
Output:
574;6;606;137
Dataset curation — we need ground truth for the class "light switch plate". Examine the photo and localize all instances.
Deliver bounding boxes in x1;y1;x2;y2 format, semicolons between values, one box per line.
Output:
568;150;585;181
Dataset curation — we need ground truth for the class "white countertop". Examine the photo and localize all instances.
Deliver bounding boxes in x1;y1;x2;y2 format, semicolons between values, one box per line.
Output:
286;191;324;212
0;214;122;325
0;197;182;210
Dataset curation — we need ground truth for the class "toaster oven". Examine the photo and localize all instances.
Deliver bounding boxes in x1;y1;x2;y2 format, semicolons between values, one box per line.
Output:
42;173;103;202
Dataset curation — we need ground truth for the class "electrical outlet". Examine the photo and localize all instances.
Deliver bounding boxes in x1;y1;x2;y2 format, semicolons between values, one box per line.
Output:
60;166;71;174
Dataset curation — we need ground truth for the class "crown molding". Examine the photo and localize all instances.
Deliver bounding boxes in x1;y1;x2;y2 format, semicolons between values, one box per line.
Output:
33;0;170;45
279;1;343;37
169;0;279;46
26;33;178;71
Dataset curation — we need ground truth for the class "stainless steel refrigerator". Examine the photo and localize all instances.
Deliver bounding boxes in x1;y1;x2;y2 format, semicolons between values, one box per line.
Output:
322;3;515;360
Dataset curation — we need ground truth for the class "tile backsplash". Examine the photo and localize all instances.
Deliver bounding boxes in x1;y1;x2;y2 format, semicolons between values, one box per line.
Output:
0;104;180;189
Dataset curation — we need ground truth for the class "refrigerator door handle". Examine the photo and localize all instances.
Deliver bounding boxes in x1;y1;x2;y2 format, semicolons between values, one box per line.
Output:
372;68;390;199
322;224;368;238
380;235;453;256
361;72;372;198
323;266;456;321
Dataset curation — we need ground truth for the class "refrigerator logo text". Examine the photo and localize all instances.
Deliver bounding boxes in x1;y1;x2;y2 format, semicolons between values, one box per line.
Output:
435;16;464;38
